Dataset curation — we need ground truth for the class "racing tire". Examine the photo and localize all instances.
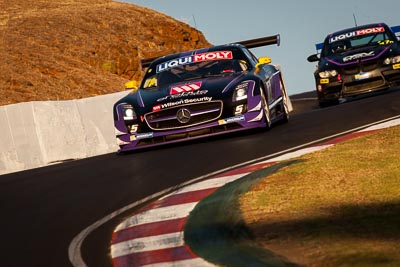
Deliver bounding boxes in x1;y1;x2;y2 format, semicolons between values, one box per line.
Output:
280;78;290;123
260;87;271;129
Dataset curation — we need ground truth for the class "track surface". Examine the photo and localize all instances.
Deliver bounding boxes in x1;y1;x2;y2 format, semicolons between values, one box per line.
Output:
1;89;400;267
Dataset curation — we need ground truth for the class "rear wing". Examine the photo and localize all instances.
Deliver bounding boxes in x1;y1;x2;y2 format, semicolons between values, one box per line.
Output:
140;34;280;70
313;25;400;54
140;57;157;70
391;25;400;40
235;34;280;49
314;42;324;54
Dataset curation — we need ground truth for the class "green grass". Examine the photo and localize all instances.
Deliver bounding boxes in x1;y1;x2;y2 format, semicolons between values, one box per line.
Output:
240;125;400;267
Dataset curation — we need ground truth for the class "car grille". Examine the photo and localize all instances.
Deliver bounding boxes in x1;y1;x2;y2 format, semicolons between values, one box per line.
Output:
135;123;243;147
362;61;379;72
145;101;223;130
383;69;400;84
343;77;385;93
342;62;379;75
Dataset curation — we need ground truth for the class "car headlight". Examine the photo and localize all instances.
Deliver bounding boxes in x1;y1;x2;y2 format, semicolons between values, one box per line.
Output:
384;55;400;65
233;81;250;101
318;70;338;78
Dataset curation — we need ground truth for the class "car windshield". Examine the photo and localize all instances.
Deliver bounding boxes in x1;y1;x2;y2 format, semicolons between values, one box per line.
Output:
322;27;395;56
141;58;248;89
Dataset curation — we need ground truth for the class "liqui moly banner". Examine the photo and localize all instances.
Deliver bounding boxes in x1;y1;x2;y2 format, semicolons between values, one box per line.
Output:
329;27;385;43
156;51;233;73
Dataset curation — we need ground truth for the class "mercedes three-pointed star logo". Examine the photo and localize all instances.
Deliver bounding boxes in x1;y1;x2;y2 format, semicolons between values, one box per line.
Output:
176;108;191;124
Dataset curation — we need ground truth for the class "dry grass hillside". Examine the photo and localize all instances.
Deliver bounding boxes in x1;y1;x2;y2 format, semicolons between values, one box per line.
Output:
0;0;211;106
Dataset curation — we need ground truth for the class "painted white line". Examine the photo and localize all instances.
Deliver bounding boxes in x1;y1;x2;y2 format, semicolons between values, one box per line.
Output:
171;173;249;195
360;117;400;132
111;232;184;257
69;115;400;267
258;145;333;163
139;258;216;267
290;97;318;101
115;203;197;232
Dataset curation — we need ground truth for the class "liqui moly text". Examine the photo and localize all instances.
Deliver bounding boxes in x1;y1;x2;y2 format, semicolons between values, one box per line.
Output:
329;27;385;43
156;51;233;72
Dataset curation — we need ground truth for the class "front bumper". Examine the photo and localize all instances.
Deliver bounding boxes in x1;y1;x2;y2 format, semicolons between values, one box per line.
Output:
315;63;400;102
115;111;266;152
114;93;268;152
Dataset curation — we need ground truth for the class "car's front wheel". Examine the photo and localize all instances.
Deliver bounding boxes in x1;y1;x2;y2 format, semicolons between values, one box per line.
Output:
260;87;271;129
280;78;290;123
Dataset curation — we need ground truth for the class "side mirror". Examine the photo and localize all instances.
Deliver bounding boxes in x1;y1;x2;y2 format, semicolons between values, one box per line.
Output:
255;57;272;68
307;54;320;62
125;80;138;90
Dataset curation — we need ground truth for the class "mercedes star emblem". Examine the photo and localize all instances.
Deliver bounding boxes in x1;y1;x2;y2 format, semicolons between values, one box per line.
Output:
176;108;191;124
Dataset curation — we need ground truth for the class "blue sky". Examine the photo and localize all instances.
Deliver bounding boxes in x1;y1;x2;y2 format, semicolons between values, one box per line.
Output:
121;0;400;95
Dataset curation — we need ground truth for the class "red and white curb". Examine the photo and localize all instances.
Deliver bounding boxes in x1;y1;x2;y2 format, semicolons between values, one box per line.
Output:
67;116;400;267
109;116;400;267
111;174;245;266
109;116;400;266
67;117;400;267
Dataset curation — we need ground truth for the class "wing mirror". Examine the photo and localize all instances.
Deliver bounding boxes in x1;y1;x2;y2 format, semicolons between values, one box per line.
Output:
307;54;320;62
125;80;138;90
255;57;272;68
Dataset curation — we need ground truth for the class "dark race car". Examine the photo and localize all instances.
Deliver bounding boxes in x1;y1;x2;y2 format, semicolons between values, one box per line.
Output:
113;34;291;152
307;23;400;107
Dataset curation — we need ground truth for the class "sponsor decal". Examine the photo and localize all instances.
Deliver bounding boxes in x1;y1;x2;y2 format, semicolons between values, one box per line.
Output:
144;77;157;88
157;89;208;102
343;51;375;62
130;132;154;141
170;82;202;95
393;63;400;70
156;51;233;72
152;105;161;112
320;78;329;84
153;97;213;111
218;115;245;125
378;39;394;45
329;27;385;43
355;73;370;80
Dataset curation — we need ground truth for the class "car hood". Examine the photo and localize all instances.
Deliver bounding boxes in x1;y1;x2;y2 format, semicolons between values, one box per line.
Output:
320;45;391;68
130;73;246;113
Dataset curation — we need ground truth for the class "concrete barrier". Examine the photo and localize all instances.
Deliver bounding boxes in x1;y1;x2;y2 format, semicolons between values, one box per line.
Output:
0;88;294;176
0;91;129;175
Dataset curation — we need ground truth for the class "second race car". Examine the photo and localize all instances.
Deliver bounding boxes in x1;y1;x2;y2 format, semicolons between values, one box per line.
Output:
307;22;400;107
114;34;291;152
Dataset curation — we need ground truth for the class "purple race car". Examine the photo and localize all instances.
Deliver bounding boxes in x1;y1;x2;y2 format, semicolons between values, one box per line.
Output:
113;34;291;152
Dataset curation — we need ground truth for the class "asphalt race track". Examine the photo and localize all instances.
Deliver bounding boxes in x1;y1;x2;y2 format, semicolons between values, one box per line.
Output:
1;88;400;267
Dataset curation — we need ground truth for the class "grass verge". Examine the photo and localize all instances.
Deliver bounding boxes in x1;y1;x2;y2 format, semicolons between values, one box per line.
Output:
240;125;400;267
